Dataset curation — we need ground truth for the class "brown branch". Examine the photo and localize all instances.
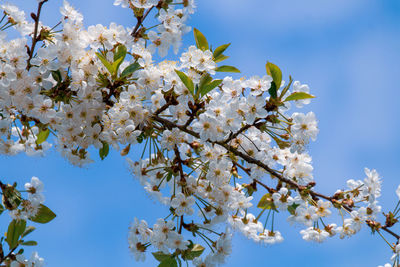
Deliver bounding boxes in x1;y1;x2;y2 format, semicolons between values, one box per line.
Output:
130;7;155;37
153;102;171;116
173;145;186;185
382;226;400;240
173;145;187;235
151;114;400;240
253;179;275;194
178;215;184;234
27;0;48;68
224;119;263;144
0;246;17;264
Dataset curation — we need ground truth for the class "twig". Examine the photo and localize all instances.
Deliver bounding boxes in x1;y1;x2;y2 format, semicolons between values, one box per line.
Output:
27;0;48;68
130;6;155;37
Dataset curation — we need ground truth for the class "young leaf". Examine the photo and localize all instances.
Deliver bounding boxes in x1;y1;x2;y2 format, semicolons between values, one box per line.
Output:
136;132;145;144
166;172;173;182
7;219;26;250
213;43;230;59
175;70;194;94
51;70;62;83
182;244;205;260
271;135;290;149
96;52;114;74
113;44;127;62
99;142;109;160
36;128;50;145
112;45;127;75
268;82;278;99
29;204;56;224
284;92;315;102
266;62;282;89
193;28;209;51
214;54;229;63
257;193;278;211
112;57;125;75
121;62;141;78
152;251;172;262
0;203;5;215
158;258;178;267
279;75;293;100
20;240;37;246
198;73;213;92
215;65;240;73
287;203;300;215
21;226;35;238
200;79;222;97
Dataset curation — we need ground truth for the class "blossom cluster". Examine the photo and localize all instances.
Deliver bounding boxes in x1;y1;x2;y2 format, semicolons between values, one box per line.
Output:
0;176;50;266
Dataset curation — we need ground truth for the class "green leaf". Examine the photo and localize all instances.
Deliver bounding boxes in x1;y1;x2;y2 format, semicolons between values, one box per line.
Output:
284;92;315;102
96;52;114;74
279;75;293;100
193;28;209;51
182;244;205;260
21;226;35;238
175;70;194;94
287;203;300;215
257;193;277;211
99;142;109;160
271;135;291;149
113;44;127;62
200;79;222;97
112;58;124;75
29;204;56;224
7;219;26;250
213;43;230;60
36;128;50;145
152;251;172;262
51;70;62;83
214;54;229;63
20;240;37;246
266;62;282;89
194;84;199;97
158;258;178;267
136;132;145;143
0;203;4;216
215;65;240;73
166;172;173;182
121;62;141;78
112;45;127;75
268;82;278;99
198;73;213;92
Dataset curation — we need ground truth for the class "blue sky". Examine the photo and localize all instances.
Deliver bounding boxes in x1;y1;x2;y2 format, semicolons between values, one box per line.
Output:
1;0;400;266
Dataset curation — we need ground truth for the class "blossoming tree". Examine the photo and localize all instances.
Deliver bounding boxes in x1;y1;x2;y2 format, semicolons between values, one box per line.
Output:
0;1;398;266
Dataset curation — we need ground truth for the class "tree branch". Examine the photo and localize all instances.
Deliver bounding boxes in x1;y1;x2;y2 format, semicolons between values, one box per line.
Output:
151;114;400;240
130;6;155;37
27;0;48;68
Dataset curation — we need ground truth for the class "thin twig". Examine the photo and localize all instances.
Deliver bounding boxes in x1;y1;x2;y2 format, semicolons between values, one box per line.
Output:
130;6;155;37
27;0;48;68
